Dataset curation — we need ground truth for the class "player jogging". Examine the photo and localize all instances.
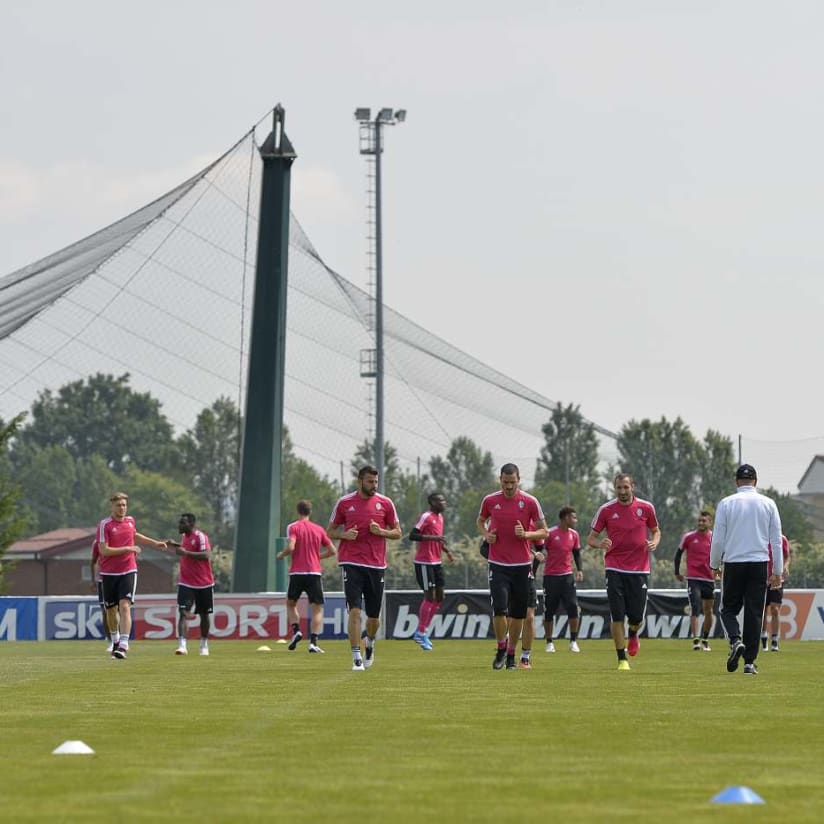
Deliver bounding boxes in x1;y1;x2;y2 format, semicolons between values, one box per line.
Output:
277;499;337;654
409;492;453;651
674;511;715;652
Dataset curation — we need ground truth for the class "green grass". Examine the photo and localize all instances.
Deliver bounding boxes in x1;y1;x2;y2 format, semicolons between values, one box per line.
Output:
1;638;822;822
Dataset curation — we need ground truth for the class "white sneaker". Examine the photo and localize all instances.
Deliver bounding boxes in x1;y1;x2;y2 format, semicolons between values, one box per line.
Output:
546;641;556;653
364;646;375;669
105;642;114;654
175;645;188;655
199;646;209;656
569;641;581;653
352;659;365;671
308;644;325;653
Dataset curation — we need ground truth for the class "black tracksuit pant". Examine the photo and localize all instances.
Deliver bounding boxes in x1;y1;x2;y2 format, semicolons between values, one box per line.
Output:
720;561;769;664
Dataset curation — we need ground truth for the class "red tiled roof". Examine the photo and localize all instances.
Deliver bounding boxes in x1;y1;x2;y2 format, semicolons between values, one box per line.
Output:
6;527;96;555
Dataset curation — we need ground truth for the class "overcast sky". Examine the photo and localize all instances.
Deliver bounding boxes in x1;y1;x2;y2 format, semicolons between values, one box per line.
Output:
2;1;823;492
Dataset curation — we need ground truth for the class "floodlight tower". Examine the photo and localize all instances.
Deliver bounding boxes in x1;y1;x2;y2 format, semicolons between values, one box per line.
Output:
354;107;406;493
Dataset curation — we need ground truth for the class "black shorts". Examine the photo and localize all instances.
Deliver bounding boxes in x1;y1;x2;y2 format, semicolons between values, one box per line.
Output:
96;581;105;607
605;570;648;625
687;579;715;616
765;585;784;605
488;563;531;620
177;584;214;614
286;574;324;604
101;572;137;608
341;564;385;619
544;574;579;618
415;563;445;593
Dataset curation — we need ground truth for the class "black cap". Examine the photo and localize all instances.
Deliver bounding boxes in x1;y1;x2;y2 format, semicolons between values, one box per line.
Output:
736;464;757;480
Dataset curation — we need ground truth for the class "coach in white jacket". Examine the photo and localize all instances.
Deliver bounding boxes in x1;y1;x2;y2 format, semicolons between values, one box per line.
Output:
710;464;783;675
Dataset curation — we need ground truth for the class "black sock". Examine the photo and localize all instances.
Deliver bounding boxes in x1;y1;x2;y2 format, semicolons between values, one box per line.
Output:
617;649;628;661
291;623;300;635
310;633;318;645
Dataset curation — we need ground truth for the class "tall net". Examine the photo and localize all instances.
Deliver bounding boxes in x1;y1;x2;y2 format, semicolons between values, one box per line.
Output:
0;122;618;490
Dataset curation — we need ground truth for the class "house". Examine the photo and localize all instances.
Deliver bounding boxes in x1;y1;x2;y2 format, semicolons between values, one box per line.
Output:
2;527;175;596
794;455;824;540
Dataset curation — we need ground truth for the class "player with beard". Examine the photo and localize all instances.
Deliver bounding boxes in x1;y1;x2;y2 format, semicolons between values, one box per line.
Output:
328;465;401;671
477;463;548;671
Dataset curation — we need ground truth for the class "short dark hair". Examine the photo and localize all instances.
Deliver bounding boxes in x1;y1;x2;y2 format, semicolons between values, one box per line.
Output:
358;465;378;480
699;510;712;519
427;492;444;507
297;500;312;516
110;492;128;503
180;512;196;524
500;463;520;477
614;472;633;485
559;506;577;520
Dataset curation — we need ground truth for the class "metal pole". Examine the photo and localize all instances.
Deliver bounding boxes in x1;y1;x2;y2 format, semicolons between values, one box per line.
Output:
374;115;385;493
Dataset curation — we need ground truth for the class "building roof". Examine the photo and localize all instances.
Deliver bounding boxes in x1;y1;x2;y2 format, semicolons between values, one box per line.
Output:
798;455;824;493
5;527;96;559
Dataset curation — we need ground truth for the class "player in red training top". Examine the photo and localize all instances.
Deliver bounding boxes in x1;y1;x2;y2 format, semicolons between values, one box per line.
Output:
477;463;548;671
98;492;167;659
90;539;114;652
328;465;402;672
277;499;337;654
587;473;660;671
542;506;585;654
409;492;454;651
762;534;791;652
167;513;214;657
674;511;715;652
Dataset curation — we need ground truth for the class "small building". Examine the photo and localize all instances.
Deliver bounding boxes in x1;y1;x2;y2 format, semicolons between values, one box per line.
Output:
795;455;824;541
2;527;175;596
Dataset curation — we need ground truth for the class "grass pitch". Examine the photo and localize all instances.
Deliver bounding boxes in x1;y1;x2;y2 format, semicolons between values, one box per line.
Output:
1;638;822;822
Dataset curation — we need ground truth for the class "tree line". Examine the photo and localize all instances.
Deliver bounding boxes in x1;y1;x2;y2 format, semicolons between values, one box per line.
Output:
1;377;820;590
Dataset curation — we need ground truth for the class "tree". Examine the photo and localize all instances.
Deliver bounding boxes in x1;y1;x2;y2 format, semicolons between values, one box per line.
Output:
761;487;814;545
176;397;241;547
0;415;30;590
120;467;210;541
282;429;340;535
350;439;401;492
616;417;705;581
535;403;600;495
429;437;495;540
700;430;737;509
12;444;117;533
15;373;176;474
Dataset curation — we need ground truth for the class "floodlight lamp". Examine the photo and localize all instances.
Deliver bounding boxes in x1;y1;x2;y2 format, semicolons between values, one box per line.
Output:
394;109;407;123
354;108;371;121
378;107;394;122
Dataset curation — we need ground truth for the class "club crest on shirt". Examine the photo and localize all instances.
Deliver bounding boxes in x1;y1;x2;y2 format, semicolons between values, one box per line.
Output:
518;501;525;509
376;502;382;510
636;508;643;517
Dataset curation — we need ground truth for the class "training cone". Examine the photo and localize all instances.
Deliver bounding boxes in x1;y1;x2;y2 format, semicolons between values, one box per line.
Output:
276;638;287;644
256;645;272;652
711;786;765;805
52;740;95;755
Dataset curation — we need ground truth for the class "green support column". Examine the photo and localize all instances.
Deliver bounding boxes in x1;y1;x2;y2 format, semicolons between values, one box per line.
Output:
231;105;296;592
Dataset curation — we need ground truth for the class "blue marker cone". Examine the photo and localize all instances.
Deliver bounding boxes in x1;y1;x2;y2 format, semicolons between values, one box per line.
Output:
711;786;765;805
